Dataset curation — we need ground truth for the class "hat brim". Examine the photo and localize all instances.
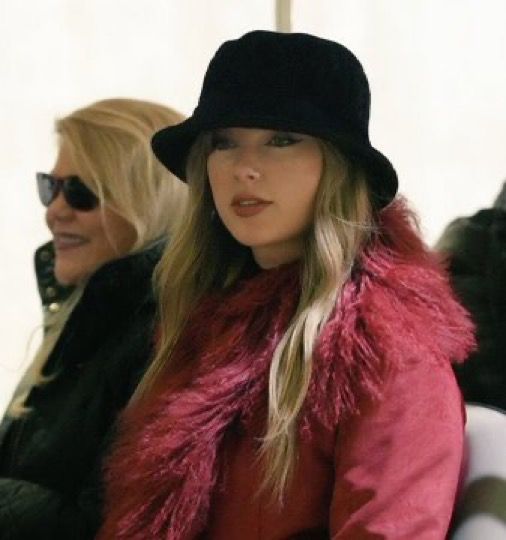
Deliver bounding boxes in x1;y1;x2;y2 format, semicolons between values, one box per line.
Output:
152;115;397;209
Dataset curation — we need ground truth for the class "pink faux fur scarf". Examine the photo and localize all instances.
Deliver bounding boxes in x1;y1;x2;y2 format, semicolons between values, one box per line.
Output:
98;201;475;539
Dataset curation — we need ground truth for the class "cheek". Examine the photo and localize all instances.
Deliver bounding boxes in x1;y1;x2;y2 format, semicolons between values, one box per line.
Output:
298;153;322;201
78;209;104;232
100;211;137;255
206;154;223;185
207;165;229;208
277;159;321;206
298;151;323;186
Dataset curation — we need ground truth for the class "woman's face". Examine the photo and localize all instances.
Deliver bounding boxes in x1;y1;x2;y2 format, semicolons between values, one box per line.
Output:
45;145;137;285
207;127;323;269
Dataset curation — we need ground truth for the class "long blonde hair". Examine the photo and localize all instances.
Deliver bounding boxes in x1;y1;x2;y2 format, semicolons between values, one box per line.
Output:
138;134;375;499
9;98;187;417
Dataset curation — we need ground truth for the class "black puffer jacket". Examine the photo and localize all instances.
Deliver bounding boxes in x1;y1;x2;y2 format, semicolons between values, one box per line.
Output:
436;207;506;410
0;240;162;539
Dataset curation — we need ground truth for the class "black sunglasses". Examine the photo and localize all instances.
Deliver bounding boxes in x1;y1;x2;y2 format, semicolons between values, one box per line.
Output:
36;172;99;211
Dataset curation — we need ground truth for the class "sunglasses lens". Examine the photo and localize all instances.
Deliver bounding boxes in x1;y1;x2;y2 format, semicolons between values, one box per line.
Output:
36;173;98;211
64;177;99;211
36;173;57;207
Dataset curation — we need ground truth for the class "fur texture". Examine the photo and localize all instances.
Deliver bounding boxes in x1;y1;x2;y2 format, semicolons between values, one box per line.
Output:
98;201;475;540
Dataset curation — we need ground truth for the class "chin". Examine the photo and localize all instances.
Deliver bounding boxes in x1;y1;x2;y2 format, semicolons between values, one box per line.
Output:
55;273;78;286
230;231;269;248
54;265;84;286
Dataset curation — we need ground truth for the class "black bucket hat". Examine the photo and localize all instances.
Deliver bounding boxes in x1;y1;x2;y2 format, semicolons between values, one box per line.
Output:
152;30;398;208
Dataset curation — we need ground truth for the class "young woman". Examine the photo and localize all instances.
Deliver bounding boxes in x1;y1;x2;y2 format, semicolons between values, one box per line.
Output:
99;32;475;539
0;98;187;539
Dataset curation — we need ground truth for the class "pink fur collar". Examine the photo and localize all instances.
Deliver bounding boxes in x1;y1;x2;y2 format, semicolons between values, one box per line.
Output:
98;201;475;539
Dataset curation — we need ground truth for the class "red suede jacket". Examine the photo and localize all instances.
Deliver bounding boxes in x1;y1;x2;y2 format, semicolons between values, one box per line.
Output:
206;360;464;538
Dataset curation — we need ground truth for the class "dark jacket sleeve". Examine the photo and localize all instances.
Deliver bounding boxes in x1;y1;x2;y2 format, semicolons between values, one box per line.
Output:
0;474;100;539
330;360;465;538
436;209;506;410
0;320;154;540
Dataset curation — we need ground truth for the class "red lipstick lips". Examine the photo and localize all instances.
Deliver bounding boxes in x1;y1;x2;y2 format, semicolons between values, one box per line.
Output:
231;195;272;217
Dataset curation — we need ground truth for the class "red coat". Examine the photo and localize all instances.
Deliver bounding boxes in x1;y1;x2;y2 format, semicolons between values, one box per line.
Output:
207;360;464;538
98;202;475;539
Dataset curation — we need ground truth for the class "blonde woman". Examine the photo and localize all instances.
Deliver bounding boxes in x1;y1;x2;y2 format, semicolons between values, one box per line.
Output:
0;98;186;539
99;33;475;539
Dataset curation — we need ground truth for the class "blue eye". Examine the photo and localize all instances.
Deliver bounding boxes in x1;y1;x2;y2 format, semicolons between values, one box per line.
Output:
210;133;234;151
268;133;301;147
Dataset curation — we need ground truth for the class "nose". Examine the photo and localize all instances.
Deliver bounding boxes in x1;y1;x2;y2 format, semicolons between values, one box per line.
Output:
46;190;74;224
233;150;261;183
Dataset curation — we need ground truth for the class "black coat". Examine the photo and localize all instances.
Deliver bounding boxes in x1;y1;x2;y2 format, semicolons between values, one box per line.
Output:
436;208;506;410
0;241;162;539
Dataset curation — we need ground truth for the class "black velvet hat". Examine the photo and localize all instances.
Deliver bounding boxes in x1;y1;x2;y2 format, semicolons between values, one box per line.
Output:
152;30;398;207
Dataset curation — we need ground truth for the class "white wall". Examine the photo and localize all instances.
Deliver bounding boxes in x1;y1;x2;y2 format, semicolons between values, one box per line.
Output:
1;0;505;414
294;0;506;235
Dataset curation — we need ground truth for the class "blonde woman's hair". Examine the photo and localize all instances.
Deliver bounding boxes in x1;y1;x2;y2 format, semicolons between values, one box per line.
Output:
57;98;187;247
9;98;187;417
137;134;375;500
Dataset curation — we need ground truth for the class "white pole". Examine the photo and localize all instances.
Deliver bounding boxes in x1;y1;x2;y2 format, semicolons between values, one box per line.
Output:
275;0;292;33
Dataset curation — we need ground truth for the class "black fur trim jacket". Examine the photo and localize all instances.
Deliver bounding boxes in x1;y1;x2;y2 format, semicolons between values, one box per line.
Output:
0;240;162;539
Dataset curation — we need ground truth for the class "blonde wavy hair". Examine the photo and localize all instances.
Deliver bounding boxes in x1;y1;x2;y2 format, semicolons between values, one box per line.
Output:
137;133;375;500
9;98;187;417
